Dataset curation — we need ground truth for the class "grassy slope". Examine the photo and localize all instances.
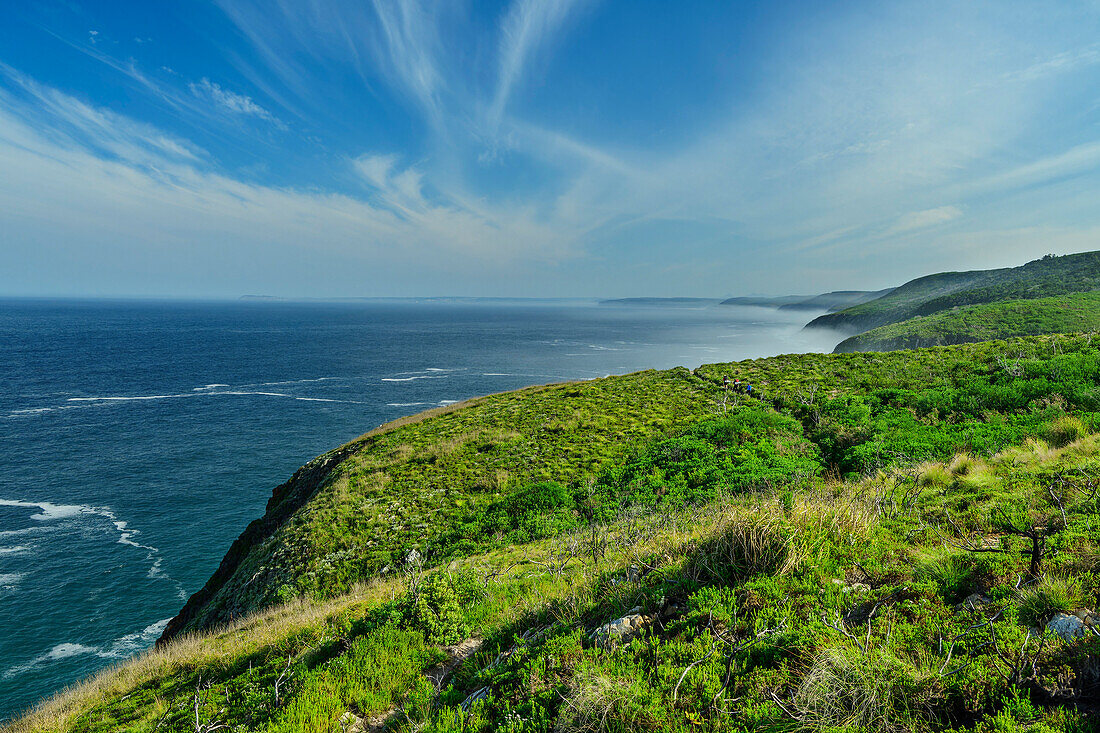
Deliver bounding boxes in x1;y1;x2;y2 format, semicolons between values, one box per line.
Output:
834;292;1100;353
11;334;1100;732
170;334;1100;640
808;250;1100;334
166;369;725;636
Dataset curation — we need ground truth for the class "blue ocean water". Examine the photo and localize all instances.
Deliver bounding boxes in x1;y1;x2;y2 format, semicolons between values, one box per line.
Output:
0;298;837;719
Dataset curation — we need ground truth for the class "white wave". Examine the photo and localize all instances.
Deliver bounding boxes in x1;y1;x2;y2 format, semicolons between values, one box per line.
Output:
113;520;157;553
5;404;96;418
438;400;459;405
393;367;462;375
144;618;172;635
0;498;96;521
0;498;185;599
0;527;46;539
481;373;513;376
2;617;174;679
49;643;99;660
0;572;24;585
19;389;357;416
104;617;172;657
260;377;338;386
0;545;29;555
67;394;182;402
387;402;430;407
381;375;447;382
2;644;95;679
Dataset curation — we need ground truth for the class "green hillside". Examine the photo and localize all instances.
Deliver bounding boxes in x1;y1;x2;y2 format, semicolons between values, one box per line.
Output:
807;251;1100;334
835;292;1100;353
11;334;1100;733
777;288;896;312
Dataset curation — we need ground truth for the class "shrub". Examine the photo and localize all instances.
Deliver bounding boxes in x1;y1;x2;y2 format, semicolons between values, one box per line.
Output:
688;510;799;584
917;462;952;489
1041;416;1089;448
684;585;739;628
406;572;470;645
794;646;941;732
1016;575;1084;627
555;667;664;733
948;452;977;476
915;552;1010;604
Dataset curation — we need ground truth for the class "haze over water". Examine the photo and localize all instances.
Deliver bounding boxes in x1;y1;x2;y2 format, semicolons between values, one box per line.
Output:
0;298;839;718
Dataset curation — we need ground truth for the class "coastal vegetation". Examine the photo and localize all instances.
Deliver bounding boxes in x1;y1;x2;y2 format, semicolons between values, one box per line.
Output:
808;251;1100;336
9;333;1100;732
834;292;1100;353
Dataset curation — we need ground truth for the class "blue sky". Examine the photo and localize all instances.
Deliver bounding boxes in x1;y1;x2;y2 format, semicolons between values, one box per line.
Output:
2;1;1100;297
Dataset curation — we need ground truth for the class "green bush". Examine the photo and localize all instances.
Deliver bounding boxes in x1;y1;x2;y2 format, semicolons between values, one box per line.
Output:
1041;416;1089;448
684;585;739;628
1016;575;1084;627
794;647;940;733
406;572;471;645
688;512;798;584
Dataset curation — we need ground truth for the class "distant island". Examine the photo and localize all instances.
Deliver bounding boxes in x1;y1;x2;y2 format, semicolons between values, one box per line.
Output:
601;290;895;311
598;297;723;306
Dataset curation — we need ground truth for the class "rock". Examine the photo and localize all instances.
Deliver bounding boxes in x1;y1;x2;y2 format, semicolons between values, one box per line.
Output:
955;593;993;612
1047;612;1088;641
339;711;365;733
1071;609;1100;628
590;609;653;647
426;637;483;688
831;578;871;594
405;548;421;567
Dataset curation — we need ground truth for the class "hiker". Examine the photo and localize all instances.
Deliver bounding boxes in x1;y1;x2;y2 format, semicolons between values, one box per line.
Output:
746;383;754;397
734;379;742;392
723;376;731;389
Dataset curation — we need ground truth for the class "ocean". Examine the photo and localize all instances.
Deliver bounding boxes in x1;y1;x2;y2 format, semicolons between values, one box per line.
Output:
0;298;838;719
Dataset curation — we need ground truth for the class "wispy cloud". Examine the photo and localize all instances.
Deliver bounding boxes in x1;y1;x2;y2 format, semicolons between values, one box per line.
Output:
489;0;591;128
188;77;282;126
0;70;576;296
368;0;445;124
8;0;1100;297
0;64;203;164
888;205;964;234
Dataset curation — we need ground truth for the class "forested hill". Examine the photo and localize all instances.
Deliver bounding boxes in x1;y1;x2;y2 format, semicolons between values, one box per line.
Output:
834;291;1100;353
807;250;1100;334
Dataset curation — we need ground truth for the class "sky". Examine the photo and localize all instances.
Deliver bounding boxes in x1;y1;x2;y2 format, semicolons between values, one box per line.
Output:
2;1;1100;298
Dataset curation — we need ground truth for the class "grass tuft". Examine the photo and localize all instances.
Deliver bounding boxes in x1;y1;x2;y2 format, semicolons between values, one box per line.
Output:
794;646;940;733
1016;575;1085;627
